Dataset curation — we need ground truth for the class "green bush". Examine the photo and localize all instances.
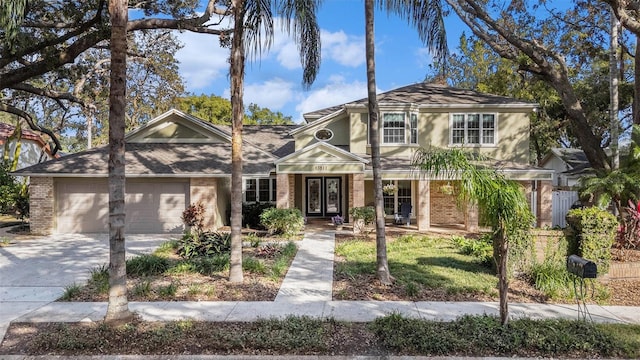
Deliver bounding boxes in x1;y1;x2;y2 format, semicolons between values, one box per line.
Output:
0;162;29;219
243;202;275;229
529;260;572;299
565;207;618;274
452;234;493;266
349;206;375;225
126;254;170;277
259;208;304;239
177;231;231;259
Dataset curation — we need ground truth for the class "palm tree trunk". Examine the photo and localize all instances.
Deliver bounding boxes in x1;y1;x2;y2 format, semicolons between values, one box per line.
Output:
229;0;246;283
496;222;509;326
365;0;391;285
105;0;132;322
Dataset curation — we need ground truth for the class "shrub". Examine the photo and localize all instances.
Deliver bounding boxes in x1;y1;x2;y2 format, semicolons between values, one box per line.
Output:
349;206;375;234
192;254;230;275
565;207;618;274
243;202;275;229
259;208;304;239
529;260;572;299
452;234;493;266
0;162;29;219
177;231;231;259
126;254;170;276
182;202;206;235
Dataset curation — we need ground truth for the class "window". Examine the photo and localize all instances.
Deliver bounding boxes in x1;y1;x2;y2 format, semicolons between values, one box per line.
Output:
244;178;276;202
382;180;412;215
314;128;333;141
382;113;405;144
369;112;419;145
410;113;418;144
451;113;496;146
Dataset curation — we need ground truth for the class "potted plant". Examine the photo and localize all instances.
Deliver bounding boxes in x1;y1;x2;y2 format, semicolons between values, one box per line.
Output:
332;214;344;231
383;183;398;195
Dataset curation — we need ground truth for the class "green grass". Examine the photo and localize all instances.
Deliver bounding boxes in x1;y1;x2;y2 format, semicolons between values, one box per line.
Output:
335;235;497;296
59;284;82;301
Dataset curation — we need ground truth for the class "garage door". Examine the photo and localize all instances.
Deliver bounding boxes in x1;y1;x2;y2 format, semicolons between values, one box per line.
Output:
55;179;188;233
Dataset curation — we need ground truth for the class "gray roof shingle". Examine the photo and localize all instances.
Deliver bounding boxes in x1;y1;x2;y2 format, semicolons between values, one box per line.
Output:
15;143;275;177
304;82;536;121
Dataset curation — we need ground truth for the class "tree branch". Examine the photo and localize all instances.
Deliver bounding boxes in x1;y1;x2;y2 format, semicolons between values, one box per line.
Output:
0;102;62;155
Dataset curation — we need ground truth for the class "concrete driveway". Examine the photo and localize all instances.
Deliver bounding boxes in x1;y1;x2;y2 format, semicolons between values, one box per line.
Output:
0;233;171;340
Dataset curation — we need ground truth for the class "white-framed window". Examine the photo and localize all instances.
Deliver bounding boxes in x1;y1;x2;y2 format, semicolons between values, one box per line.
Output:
450;113;496;146
369;112;419;145
244;178;276;203
410;113;418;144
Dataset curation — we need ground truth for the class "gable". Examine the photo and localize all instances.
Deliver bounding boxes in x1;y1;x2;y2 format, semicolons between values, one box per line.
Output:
276;142;367;174
126;110;230;144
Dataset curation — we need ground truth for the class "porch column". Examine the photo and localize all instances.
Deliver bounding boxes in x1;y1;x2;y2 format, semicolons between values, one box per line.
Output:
351;173;365;208
537;180;552;228
465;203;479;232
276;173;290;209
417;179;430;231
30;177;54;235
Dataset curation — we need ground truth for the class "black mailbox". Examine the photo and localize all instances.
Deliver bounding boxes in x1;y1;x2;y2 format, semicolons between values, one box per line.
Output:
566;255;597;278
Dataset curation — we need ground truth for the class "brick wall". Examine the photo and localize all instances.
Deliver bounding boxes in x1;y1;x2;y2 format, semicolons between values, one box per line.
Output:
430;180;464;225
30;177;54;235
276;173;290;209
189;178;218;230
537;180;552;228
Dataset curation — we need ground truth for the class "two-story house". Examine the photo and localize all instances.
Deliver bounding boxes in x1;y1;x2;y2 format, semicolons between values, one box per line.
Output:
17;83;553;234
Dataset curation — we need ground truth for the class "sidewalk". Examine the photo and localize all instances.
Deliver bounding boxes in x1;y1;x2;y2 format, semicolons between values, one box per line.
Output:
7;229;640;327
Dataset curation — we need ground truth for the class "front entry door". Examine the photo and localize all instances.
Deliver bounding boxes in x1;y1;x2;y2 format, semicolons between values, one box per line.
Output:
306;177;341;217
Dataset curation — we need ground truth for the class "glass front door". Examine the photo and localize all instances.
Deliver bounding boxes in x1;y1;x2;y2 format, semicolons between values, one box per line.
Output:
306;177;341;217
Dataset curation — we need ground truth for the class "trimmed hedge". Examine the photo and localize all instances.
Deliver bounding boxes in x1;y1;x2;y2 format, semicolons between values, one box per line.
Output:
259;208;304;239
565;207;618;274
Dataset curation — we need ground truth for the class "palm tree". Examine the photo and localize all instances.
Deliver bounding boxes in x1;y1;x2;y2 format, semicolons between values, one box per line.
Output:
414;147;533;326
365;0;448;284
105;0;131;321
228;0;321;283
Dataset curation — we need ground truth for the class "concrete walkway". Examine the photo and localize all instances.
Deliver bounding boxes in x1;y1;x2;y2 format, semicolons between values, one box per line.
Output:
2;229;640;347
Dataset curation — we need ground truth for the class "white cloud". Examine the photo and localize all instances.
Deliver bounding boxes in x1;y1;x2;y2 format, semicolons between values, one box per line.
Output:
222;78;295;111
294;76;369;121
174;31;229;91
322;30;365;67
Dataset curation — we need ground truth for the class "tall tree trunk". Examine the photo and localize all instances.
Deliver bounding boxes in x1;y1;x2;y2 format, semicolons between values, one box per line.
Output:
229;0;245;283
365;0;391;285
496;222;509;326
610;8;619;170
105;0;131;322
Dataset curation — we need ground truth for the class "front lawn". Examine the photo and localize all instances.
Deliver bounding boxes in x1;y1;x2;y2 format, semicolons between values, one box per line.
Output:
334;234;501;301
61;239;297;302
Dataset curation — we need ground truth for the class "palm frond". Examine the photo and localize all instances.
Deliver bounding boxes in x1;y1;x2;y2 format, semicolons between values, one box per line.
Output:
243;0;275;60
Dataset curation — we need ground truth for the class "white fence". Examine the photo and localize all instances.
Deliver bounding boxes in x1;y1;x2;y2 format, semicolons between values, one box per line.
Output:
552;190;579;228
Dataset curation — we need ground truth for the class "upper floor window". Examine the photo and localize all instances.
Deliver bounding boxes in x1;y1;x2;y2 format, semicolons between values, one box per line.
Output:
451;113;496;146
369;112;419;145
244;178;276;203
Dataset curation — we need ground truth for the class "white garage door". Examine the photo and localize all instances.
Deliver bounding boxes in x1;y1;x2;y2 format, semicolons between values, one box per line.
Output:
55;179;188;233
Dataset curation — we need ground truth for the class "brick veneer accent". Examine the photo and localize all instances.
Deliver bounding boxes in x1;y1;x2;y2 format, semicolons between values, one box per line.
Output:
537;180;552;228
276;173;290;208
417;179;430;231
430;181;464;225
350;173;365;209
189;178;218;231
30;177;54;235
465;204;479;232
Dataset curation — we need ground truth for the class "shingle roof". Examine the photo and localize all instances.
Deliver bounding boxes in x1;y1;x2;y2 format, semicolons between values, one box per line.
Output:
15;143;275;177
304;82;536;121
243;125;299;158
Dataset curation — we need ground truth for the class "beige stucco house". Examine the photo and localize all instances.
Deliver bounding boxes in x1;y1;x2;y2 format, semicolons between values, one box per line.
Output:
17;83;553;234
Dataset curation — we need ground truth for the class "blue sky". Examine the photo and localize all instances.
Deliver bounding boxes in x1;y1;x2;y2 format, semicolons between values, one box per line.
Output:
173;0;467;123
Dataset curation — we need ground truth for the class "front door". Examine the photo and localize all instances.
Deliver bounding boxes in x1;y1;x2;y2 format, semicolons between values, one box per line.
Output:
306;177;342;217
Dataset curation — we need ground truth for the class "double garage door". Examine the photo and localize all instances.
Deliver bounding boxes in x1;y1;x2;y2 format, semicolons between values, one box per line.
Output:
55;179;188;233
